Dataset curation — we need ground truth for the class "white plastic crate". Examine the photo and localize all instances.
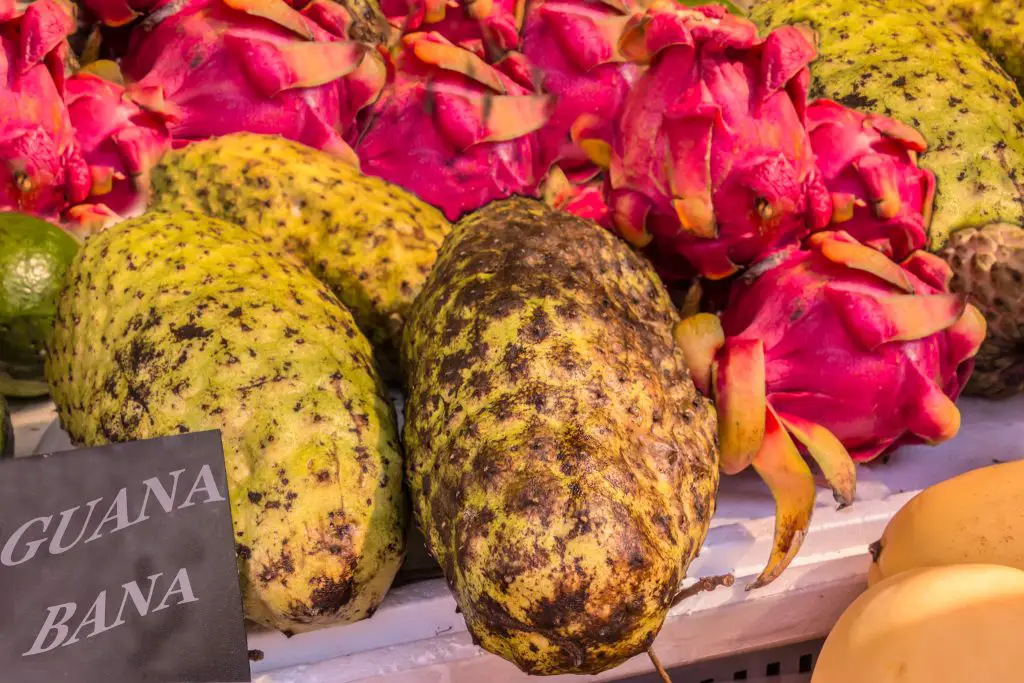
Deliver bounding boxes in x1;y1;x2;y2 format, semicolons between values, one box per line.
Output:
621;639;821;682
11;395;1024;682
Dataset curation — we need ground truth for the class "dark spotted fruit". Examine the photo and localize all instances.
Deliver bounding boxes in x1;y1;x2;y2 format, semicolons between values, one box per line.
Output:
401;198;720;675
149;133;452;380
45;212;405;634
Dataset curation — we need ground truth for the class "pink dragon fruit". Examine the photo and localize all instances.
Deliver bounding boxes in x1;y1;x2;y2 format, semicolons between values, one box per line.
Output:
120;0;387;163
354;32;553;221
521;0;640;181
379;0;523;56
542;166;612;229
64;63;171;217
674;231;986;588
579;1;832;281
0;0;91;217
806;99;936;262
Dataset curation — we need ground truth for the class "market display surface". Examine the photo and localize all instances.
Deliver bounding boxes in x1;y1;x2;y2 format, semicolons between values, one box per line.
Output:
1;0;1023;679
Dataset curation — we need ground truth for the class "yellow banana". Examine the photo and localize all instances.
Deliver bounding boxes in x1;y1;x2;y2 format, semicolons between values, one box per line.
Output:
814;564;1024;683
869;459;1024;585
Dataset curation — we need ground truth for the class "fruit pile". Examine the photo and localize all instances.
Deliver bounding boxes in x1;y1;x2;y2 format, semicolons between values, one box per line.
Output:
0;0;1021;677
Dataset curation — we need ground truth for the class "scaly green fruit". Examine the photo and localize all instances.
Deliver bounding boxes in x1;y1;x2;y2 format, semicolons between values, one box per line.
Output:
149;133;452;378
752;0;1024;397
46;212;406;634
926;0;1024;88
402;197;720;675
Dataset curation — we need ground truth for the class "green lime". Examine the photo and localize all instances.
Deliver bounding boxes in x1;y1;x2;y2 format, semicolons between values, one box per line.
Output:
0;212;80;398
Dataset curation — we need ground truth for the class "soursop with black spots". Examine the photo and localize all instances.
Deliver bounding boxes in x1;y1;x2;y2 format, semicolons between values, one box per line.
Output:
402;197;720;675
753;0;1024;397
926;0;1024;89
46;211;406;634
149;133;452;379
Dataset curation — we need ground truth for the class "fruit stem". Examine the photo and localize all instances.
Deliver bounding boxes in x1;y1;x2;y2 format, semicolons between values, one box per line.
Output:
647;647;673;683
671;573;736;607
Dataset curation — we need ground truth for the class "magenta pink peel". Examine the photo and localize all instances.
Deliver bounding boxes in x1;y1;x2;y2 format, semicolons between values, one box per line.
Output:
0;0;91;217
675;231;985;588
354;32;553;221
64;66;171;218
120;0;385;161
806;99;936;261
521;0;640;179
581;1;831;282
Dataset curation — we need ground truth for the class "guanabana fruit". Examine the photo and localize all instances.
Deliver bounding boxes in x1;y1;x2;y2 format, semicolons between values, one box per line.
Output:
401;197;720;675
149;133;452;378
926;0;1024;88
1;396;12;458
753;0;1024;397
46;211;406;634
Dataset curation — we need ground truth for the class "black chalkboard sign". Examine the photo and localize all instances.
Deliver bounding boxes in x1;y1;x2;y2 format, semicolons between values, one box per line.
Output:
0;431;250;683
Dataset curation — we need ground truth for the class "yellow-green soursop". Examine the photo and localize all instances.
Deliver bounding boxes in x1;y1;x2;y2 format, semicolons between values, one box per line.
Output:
46;212;406;634
402;198;720;675
149;133;452;378
753;0;1024;397
926;0;1024;89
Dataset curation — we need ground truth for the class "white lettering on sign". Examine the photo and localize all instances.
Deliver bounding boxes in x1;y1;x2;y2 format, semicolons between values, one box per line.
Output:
1;465;225;567
23;568;199;657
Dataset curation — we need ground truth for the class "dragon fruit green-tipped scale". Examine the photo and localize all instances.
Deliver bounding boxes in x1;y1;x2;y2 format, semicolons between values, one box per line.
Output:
120;0;386;164
0;0;91;218
806;100;936;262
355;32;554;221
674;231;986;589
64;62;171;220
579;0;831;281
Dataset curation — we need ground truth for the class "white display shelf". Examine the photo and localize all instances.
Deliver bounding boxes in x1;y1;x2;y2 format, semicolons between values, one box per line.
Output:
10;395;1024;682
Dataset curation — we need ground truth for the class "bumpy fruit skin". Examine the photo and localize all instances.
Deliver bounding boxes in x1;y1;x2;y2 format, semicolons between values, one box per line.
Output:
940;224;1024;397
402;197;719;675
868;461;1024;587
753;0;1024;397
45;212;406;634
926;0;1024;89
812;565;1024;683
149;133;451;377
0;396;12;458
